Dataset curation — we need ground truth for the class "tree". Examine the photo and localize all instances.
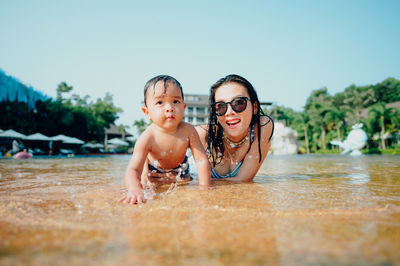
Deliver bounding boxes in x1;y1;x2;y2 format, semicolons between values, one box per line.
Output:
133;119;149;136
292;112;311;154
374;78;400;103
304;88;332;150
117;124;130;140
325;107;347;141
91;93;123;130
368;103;398;150
268;105;296;126
56;82;73;102
342;85;375;124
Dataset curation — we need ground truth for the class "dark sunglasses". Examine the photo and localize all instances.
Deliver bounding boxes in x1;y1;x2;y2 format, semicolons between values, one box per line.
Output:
212;97;250;116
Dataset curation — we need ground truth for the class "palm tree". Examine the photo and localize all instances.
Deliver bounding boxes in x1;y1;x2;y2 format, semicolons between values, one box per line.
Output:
325;107;347;141
133;119;149;136
368;103;398;150
56;82;73;102
343;85;375;124
117;124;130;140
305;88;332;150
293;112;311;154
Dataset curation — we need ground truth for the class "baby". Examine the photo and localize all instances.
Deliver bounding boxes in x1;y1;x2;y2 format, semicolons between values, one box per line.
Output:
119;75;211;204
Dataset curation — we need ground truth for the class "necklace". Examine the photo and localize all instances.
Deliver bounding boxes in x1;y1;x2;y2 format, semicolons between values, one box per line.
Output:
223;128;251;148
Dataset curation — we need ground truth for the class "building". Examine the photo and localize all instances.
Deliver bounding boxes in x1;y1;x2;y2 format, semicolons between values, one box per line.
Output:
183;94;210;125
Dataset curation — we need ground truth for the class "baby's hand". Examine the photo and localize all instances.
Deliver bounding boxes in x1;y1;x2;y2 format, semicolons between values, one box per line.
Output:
119;190;146;204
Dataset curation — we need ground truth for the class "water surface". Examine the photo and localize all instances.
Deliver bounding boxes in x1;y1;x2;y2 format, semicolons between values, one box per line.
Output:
1;155;399;265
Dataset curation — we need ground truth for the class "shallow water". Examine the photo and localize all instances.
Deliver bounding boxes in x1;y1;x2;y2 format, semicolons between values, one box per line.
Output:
0;154;399;265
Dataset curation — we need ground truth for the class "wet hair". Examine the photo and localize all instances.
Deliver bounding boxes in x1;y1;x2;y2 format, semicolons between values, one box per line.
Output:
207;74;274;167
144;75;184;106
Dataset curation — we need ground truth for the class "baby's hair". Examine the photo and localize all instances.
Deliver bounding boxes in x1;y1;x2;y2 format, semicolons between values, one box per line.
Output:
144;75;184;106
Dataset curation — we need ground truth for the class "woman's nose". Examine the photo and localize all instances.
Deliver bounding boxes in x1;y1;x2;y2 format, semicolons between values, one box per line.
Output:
225;103;234;115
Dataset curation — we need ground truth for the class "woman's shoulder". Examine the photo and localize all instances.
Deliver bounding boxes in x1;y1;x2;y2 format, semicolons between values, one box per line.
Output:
259;115;274;140
194;124;208;145
260;115;273;127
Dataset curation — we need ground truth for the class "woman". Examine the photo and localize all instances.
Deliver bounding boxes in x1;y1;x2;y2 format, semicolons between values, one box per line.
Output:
196;74;274;181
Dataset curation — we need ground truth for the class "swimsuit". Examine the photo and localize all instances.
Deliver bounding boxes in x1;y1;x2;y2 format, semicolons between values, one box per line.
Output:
148;156;191;178
211;161;243;179
211;125;255;179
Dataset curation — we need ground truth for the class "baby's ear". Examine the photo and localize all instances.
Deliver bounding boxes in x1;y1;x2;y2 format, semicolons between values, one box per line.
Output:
141;106;151;120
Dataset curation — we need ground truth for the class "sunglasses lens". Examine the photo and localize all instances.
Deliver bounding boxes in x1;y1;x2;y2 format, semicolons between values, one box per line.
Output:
232;98;247;112
215;103;227;116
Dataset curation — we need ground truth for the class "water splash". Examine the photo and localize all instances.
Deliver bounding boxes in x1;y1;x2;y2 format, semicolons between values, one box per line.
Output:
143;184;156;201
64;186;84;215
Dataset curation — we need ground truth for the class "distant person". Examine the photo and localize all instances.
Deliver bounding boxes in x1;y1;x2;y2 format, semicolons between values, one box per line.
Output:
12;139;20;154
119;75;211;205
49;141;53;156
14;149;32;159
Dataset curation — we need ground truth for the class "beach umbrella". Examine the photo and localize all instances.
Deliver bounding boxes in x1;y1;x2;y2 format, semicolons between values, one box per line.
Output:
108;138;129;146
50;134;70;142
68;137;85;144
126;136;135;141
0;129;27;139
50;134;85;144
83;143;104;148
25;133;52;141
92;143;104;148
82;143;95;148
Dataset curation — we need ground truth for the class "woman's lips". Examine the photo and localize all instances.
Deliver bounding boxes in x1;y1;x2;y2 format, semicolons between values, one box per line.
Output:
225;119;241;128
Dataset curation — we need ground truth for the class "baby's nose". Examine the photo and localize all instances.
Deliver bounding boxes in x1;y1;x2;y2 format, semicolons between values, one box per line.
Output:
165;103;174;111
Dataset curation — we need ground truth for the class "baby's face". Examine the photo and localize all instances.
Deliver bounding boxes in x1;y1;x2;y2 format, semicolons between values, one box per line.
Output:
144;81;186;131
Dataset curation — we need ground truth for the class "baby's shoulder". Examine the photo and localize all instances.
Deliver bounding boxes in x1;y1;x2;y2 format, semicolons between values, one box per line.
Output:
178;121;196;133
136;125;155;143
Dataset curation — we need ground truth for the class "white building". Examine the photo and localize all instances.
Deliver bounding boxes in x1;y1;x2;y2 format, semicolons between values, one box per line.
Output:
183;94;210;125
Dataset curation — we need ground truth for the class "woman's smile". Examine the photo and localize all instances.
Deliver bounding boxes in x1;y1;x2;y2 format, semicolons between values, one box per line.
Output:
225;118;241;128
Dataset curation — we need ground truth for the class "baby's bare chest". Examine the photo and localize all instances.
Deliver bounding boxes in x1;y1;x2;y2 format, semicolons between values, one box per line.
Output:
148;135;189;168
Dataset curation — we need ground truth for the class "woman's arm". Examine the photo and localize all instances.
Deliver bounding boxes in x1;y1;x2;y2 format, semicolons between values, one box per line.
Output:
195;124;208;149
224;117;274;182
189;125;211;188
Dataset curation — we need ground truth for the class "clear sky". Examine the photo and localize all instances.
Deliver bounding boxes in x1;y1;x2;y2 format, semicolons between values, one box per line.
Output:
1;0;399;129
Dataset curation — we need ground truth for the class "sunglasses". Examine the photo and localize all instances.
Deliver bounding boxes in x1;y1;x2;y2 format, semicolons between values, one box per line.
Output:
212;97;250;116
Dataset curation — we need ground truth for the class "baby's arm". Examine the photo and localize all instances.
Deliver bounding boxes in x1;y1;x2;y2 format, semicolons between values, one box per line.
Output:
188;126;211;188
119;133;150;204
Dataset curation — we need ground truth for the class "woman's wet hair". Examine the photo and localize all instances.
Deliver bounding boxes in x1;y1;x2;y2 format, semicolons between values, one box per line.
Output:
144;75;184;106
207;74;274;166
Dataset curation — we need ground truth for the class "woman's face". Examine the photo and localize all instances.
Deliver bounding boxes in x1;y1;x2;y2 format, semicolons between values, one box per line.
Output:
214;82;254;141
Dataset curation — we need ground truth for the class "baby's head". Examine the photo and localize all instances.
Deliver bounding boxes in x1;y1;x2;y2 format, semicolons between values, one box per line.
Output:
142;75;186;129
144;75;184;106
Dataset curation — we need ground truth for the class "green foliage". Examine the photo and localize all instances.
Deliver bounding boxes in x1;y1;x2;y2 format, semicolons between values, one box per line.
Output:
56;82;73;102
133;119;149;135
267;77;400;154
1;82;123;142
